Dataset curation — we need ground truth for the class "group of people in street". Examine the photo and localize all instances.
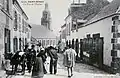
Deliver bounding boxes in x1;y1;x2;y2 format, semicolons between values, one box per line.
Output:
5;42;77;78
6;43;58;78
27;44;58;78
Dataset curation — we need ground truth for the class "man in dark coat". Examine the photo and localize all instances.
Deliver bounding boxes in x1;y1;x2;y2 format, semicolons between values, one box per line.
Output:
27;45;36;73
49;46;58;74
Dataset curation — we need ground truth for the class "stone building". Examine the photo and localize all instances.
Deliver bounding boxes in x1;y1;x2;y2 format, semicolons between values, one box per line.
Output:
31;24;57;48
0;0;13;69
32;3;56;48
65;0;120;74
41;3;51;30
60;24;67;41
12;0;31;52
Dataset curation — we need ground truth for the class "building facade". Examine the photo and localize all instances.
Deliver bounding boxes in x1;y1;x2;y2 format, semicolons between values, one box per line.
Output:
0;0;13;69
65;0;120;74
12;0;31;52
31;24;57;48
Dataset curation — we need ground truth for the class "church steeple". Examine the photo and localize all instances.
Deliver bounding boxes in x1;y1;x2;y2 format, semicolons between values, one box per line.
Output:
41;3;51;30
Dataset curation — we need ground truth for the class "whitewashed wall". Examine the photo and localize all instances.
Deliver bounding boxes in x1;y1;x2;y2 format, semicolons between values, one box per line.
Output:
68;17;113;66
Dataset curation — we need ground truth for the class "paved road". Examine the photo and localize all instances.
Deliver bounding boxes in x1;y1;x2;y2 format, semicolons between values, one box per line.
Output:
57;53;107;74
5;53;120;78
9;64;118;78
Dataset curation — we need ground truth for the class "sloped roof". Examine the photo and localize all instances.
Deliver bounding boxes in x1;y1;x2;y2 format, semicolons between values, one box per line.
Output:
31;24;56;39
85;0;120;25
70;0;109;21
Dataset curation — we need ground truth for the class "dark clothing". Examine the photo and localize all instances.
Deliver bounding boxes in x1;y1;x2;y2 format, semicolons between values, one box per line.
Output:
32;57;44;78
49;49;58;74
26;48;36;72
30;49;36;62
37;50;47;74
11;51;26;74
50;59;57;74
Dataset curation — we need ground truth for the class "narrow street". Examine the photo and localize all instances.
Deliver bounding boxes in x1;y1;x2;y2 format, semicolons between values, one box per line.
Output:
5;53;119;78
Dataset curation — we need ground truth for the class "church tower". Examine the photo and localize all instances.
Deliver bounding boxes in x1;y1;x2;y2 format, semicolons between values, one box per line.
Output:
41;3;51;30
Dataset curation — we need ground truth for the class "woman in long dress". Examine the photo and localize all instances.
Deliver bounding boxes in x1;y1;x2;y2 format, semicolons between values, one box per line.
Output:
31;52;44;78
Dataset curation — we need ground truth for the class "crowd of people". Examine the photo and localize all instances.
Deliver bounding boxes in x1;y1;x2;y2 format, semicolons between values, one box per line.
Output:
5;43;77;78
5;43;58;78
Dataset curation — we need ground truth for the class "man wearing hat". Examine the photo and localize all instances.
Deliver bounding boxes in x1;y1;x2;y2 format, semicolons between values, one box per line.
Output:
49;46;58;74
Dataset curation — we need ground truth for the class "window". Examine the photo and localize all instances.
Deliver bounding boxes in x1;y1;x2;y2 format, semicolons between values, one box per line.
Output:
50;40;52;45
47;40;49;45
69;23;71;35
53;40;55;45
13;38;18;52
39;40;41;44
0;0;4;8
19;14;21;31
113;21;115;25
22;19;24;32
3;0;9;13
4;28;11;54
25;38;27;45
19;38;21;51
14;11;18;31
27;32;29;38
24;21;27;33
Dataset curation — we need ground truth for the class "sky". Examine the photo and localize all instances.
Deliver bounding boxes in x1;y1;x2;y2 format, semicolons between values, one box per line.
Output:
19;0;113;36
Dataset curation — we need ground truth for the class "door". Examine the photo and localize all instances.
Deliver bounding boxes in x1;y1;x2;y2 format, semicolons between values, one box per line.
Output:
4;28;10;54
97;37;104;69
91;34;104;68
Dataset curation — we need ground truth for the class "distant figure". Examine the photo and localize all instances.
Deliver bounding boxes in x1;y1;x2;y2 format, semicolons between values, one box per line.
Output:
31;51;44;78
63;45;77;77
49;46;58;74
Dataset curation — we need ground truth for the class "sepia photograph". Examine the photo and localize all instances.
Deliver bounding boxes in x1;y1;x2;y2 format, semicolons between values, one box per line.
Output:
0;0;120;78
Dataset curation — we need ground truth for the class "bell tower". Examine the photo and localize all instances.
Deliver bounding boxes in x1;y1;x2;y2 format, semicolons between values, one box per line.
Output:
41;3;51;30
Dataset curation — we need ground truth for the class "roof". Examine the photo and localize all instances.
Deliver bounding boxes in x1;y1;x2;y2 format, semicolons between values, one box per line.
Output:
13;0;28;20
31;24;56;39
85;0;120;26
65;1;109;21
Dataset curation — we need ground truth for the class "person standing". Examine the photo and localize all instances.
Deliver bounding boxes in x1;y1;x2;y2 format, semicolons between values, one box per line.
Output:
30;45;37;66
31;52;44;78
23;45;29;73
38;48;47;74
63;45;77;77
49;46;58;74
27;45;36;73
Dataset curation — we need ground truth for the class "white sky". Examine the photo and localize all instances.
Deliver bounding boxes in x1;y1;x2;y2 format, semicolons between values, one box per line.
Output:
19;0;113;35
